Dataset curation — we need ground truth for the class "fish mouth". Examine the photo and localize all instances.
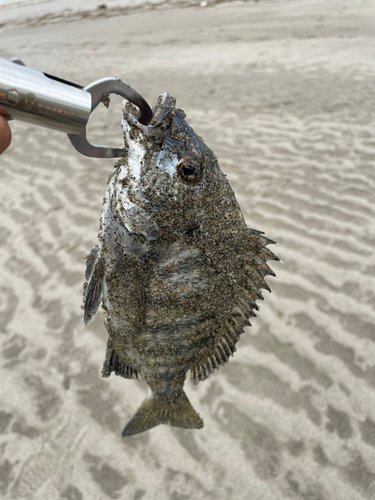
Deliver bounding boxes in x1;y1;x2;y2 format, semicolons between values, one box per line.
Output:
122;92;177;148
113;93;179;241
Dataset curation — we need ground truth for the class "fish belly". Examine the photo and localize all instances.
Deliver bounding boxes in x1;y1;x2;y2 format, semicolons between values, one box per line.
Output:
103;243;212;396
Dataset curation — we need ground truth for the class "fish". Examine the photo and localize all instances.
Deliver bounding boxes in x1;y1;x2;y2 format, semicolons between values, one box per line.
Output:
83;93;279;437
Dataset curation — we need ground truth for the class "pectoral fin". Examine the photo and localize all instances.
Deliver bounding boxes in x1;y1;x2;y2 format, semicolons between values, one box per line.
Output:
83;244;104;325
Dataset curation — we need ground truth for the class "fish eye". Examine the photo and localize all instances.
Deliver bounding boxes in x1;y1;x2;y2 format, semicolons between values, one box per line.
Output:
177;156;202;184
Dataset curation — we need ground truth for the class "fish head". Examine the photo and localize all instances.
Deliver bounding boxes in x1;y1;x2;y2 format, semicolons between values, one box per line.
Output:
112;93;242;242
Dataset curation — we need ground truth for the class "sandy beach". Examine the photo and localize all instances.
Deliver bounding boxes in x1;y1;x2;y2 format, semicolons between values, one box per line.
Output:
1;0;375;498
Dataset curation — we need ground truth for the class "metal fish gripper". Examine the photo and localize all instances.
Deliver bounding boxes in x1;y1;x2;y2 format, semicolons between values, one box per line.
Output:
0;57;153;158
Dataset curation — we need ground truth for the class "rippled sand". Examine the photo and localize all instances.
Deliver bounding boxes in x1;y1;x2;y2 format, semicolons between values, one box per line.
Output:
1;0;375;498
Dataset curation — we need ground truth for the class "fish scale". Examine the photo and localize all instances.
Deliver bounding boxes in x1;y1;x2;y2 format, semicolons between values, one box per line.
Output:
82;93;278;436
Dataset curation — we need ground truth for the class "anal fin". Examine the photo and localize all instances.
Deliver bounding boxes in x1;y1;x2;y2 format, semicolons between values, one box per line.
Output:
102;345;140;380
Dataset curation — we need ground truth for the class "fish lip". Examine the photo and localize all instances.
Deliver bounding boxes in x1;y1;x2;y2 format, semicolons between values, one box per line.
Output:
122;92;176;147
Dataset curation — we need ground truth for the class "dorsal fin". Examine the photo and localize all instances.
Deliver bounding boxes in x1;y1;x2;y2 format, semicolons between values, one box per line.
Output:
190;228;278;384
190;306;246;385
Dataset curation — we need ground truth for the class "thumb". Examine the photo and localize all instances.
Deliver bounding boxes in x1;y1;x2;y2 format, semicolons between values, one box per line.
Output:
0;115;12;154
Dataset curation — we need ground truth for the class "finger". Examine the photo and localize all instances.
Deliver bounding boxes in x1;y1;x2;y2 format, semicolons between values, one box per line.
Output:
0;115;12;154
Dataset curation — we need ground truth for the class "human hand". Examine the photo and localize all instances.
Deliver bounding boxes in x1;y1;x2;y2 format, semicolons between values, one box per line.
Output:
0;115;12;155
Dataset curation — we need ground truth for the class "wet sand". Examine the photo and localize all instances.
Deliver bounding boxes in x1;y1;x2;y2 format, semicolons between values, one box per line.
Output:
1;0;375;498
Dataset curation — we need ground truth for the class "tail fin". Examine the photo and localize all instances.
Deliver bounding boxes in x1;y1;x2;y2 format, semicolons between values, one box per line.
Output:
122;389;203;437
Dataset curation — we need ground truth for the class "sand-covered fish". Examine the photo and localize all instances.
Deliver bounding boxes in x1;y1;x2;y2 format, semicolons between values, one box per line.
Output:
83;93;279;436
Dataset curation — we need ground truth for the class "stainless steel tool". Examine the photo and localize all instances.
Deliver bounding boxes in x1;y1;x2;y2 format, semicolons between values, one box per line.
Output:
0;57;153;158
